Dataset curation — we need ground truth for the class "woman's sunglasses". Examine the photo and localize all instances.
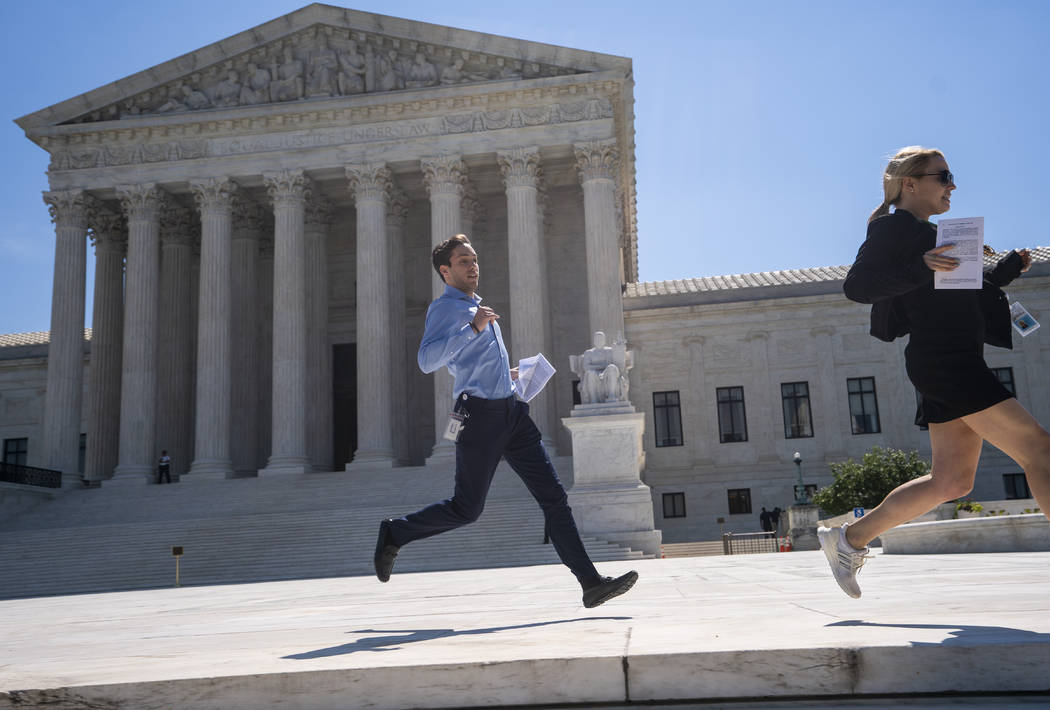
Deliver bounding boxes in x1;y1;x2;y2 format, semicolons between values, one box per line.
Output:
912;169;955;186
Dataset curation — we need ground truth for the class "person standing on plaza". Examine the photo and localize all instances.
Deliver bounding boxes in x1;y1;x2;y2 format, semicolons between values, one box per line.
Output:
157;450;172;484
819;146;1050;598
373;234;638;608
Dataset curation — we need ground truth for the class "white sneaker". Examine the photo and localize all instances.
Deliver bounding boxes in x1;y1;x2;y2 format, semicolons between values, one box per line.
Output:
817;523;871;599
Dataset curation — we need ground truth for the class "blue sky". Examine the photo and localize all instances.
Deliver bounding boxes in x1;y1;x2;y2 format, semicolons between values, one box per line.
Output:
3;0;1049;334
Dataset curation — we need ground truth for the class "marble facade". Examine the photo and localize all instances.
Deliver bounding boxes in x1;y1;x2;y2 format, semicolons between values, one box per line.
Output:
12;4;637;484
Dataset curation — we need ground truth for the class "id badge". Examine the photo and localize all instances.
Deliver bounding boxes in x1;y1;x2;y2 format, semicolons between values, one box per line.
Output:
442;393;470;443
442;412;467;442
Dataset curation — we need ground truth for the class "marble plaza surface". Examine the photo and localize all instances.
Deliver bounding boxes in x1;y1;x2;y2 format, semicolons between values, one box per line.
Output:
2;551;1049;709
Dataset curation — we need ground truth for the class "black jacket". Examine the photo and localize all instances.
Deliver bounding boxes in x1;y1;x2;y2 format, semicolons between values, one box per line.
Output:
843;209;1022;349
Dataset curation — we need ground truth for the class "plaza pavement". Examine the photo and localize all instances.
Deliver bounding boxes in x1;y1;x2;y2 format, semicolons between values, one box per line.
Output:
2;550;1049;709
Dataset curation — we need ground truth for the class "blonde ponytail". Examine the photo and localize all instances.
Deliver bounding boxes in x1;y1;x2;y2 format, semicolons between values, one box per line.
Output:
867;146;944;224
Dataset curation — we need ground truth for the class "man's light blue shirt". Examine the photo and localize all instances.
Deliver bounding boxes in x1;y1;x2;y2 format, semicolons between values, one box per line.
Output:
418;284;515;401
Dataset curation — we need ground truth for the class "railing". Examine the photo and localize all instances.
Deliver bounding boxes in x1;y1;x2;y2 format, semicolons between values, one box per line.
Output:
722;531;781;555
0;461;62;488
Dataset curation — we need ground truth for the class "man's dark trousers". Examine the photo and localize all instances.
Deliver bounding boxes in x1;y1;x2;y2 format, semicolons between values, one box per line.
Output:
387;394;601;586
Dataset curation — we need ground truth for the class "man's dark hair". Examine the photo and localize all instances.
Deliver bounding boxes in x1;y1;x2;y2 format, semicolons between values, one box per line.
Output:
431;234;471;281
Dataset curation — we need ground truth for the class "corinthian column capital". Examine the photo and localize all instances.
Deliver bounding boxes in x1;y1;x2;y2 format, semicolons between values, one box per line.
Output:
497;147;542;190
159;201;196;246
264;169;312;209
190;178;238;216
386;185;410;228
116;183;163;221
232;196;268;238
574;139;620;182
88;209;127;254
421;155;466;198
305;192;334;230
346;163;392;204
44;190;98;229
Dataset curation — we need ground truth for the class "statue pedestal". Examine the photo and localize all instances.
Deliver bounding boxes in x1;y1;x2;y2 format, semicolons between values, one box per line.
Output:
562;410;661;556
788;504;820;551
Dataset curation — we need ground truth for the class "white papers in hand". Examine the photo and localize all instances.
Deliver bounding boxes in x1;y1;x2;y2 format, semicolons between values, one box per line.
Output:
513;353;556;402
935;217;984;289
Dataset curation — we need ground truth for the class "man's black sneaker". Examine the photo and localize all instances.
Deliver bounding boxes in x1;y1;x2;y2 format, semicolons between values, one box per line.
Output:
373;519;400;583
582;570;638;608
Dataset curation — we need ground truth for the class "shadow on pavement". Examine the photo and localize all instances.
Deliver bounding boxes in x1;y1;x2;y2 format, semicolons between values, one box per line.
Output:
284;616;632;658
827;619;1050;646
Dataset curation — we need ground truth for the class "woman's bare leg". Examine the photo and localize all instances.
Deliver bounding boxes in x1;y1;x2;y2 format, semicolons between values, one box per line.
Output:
960;398;1050;520
845;418;983;549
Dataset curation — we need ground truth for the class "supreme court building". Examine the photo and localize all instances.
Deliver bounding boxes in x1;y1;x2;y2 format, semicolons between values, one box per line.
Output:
5;4;1049;543
12;4;634;484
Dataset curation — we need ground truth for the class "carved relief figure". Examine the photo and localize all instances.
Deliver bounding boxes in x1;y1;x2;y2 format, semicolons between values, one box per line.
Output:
212;70;242;108
238;62;271;105
184;84;211;110
307;35;338;97
337;40;367;94
404;52;438;88
155;83;207;113
441;58;490;85
270;46;305;102
569;331;634;404
375;49;403;91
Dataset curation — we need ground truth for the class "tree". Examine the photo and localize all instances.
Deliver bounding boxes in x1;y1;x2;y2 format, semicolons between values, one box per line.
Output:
812;446;930;516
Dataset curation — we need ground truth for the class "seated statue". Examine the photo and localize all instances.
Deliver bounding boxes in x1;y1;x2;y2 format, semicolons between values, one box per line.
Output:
239;62;271;105
569;331;634;405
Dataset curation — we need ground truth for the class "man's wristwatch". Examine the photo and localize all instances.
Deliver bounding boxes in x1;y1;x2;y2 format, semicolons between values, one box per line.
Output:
469;321;480;334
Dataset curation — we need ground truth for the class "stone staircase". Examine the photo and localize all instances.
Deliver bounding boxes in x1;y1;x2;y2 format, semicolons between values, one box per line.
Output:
0;458;652;599
660;541;725;558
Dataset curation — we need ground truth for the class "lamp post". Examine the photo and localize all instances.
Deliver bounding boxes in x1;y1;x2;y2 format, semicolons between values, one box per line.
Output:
793;451;809;505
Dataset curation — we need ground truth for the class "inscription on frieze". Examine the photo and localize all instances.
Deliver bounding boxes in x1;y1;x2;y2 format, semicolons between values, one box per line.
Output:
49;98;614;169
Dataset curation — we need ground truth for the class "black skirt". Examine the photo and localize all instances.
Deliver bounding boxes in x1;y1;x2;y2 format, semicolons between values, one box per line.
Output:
905;339;1013;426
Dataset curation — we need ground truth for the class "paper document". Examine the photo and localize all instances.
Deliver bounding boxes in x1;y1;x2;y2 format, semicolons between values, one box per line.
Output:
1011;301;1041;337
513;353;556;402
934;217;984;289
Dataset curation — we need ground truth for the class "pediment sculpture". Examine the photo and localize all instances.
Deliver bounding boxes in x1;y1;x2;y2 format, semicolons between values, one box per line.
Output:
69;25;585;124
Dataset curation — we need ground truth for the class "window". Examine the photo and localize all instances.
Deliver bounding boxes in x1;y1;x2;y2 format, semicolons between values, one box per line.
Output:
1004;473;1031;500
847;377;881;434
653;391;683;447
662;492;686;518
727;488;752;515
781;382;813;439
717;386;748;443
992;367;1016;396
3;438;28;466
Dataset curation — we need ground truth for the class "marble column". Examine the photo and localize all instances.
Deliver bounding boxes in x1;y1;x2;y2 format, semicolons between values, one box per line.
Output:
39;191;92;482
256;232;275;470
304;194;333;471
231;198;263;475
574;140;625;339
83;211;125;482
113;184;163;482
346;162;394;467
386;186;410;465
498;147;555;446
261;170;311;474
155;202;196;480
187;179;236;478
460;185;483;239
421;155;466;462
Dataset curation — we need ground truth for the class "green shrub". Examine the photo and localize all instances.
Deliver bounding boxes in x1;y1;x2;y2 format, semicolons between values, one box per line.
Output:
955;499;984;513
811;447;930;516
